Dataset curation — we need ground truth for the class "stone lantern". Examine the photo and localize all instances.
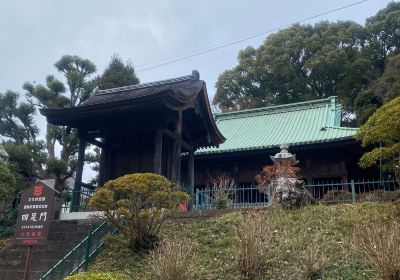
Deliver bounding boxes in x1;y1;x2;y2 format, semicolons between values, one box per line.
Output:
270;143;298;165
269;143;314;209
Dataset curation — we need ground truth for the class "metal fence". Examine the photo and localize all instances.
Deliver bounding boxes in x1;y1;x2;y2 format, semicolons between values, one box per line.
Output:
39;220;113;280
195;179;400;210
0;196;20;237
308;179;400;203
61;189;95;213
195;185;271;210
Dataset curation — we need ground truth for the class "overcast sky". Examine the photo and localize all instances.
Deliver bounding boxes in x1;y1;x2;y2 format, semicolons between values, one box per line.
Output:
0;0;394;181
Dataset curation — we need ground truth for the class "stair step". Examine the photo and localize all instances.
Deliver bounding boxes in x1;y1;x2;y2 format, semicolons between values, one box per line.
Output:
0;220;101;280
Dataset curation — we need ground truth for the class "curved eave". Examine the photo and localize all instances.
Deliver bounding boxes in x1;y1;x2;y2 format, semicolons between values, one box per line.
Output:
196;85;226;147
195;136;356;155
40;89;192;123
40;81;225;147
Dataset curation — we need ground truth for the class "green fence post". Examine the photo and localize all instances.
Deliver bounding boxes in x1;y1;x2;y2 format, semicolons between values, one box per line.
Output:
351;180;356;202
195;191;199;209
83;229;92;272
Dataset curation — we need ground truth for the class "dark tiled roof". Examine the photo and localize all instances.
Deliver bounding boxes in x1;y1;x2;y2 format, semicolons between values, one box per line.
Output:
40;70;225;148
81;70;201;106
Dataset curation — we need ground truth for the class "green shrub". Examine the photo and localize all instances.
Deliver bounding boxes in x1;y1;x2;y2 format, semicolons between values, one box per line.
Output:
65;272;128;280
321;189;353;202
89;173;190;252
213;194;232;209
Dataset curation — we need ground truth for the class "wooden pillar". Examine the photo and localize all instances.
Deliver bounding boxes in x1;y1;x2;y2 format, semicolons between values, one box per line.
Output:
71;138;86;212
154;127;163;175
188;149;195;188
171;111;182;183
104;142;113;181
98;144;106;186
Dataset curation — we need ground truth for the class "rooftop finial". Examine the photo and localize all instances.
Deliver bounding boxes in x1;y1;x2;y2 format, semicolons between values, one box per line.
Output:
192;70;200;81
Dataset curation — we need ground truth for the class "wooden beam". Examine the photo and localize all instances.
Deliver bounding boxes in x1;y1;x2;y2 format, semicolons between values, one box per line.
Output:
188;149;195;188
98;146;106;186
163;128;193;151
104;144;113;182
154;127;163;175
163;128;176;140
71;138;86;212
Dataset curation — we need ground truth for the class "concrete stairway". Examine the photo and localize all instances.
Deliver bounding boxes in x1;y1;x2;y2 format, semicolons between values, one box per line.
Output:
0;220;98;280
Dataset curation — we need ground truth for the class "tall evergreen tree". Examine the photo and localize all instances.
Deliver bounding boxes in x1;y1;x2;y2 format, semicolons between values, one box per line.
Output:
355;54;400;124
364;1;400;71
0;91;46;181
214;2;400;125
214;21;372;122
98;55;140;90
24;55;96;190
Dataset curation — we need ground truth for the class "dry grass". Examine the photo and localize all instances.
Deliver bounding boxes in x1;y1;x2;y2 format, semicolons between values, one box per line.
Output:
394;199;400;219
236;209;269;279
209;172;236;209
91;203;399;279
298;235;328;280
352;220;400;280
149;237;195;280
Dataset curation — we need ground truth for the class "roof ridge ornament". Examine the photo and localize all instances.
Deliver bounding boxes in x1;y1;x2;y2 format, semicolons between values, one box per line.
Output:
191;70;200;81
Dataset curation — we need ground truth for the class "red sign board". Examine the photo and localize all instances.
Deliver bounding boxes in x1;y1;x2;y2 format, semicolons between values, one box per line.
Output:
14;182;55;246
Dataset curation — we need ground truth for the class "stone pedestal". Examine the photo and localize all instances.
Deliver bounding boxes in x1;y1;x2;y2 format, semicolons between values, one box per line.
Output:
272;177;314;209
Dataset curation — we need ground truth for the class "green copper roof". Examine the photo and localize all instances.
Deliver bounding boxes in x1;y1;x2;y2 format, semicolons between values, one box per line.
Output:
197;96;357;155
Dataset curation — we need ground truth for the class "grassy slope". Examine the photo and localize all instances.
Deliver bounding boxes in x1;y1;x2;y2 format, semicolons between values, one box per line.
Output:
90;203;399;280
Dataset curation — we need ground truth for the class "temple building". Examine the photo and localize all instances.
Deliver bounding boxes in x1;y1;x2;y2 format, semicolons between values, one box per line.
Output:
192;96;377;188
40;71;376;209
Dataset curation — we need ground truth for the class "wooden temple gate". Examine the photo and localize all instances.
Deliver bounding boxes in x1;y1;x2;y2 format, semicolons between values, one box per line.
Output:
41;71;225;211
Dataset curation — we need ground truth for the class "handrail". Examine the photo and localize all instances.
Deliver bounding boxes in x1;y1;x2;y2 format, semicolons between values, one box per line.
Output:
39;220;114;280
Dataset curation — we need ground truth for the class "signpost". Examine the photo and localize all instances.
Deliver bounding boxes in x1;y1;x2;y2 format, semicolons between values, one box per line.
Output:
14;181;56;280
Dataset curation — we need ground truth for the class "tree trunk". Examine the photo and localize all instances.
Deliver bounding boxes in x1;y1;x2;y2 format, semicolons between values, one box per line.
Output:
46;123;55;159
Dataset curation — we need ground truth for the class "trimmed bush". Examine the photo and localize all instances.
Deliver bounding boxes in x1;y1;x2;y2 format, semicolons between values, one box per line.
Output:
89;173;190;252
65;272;128;280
